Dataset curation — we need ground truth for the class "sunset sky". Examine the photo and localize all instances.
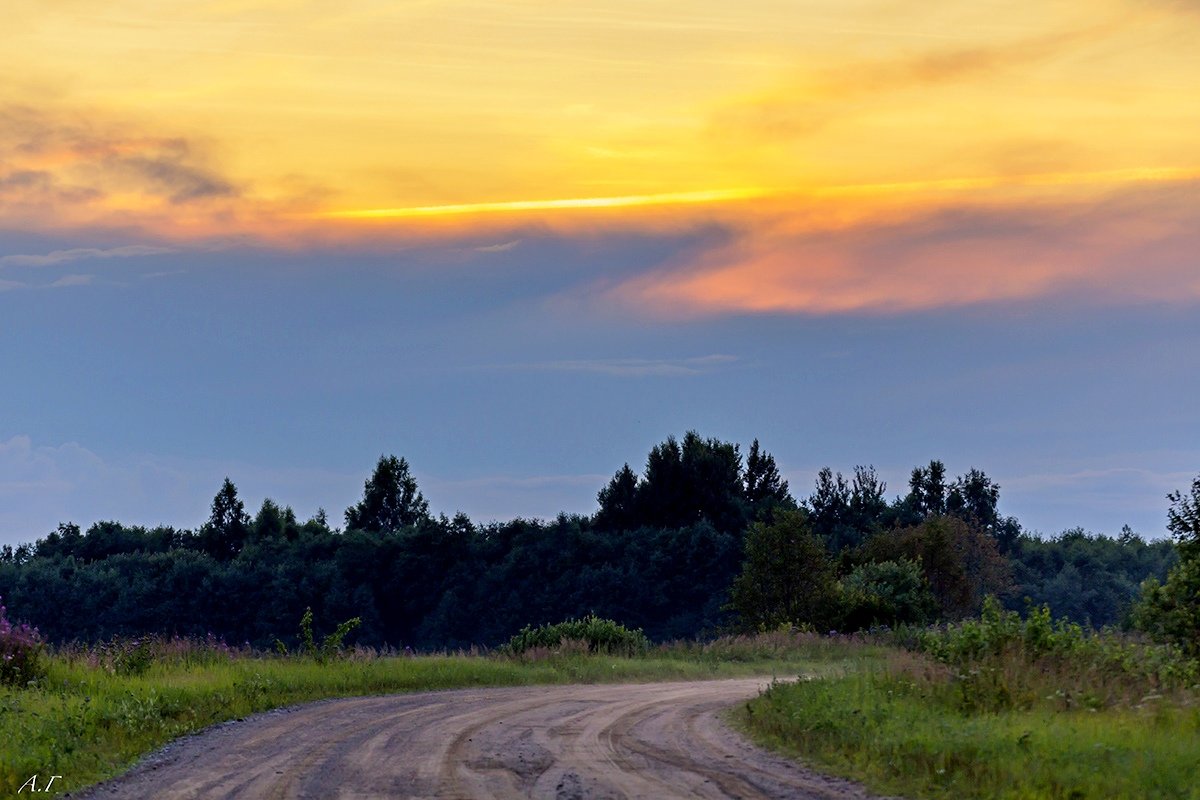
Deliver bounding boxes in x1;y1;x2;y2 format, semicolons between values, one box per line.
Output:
2;0;1197;543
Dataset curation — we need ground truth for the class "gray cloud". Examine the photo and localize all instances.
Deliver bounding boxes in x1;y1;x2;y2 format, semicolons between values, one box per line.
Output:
0;273;95;292
506;354;737;377
47;274;94;288
475;240;522;253
0;244;175;270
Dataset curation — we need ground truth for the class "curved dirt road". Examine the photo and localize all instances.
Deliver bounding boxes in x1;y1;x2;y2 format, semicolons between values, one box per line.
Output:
78;678;884;799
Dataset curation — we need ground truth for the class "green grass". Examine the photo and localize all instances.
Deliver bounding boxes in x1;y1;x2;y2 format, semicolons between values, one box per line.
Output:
0;632;866;796
736;655;1200;800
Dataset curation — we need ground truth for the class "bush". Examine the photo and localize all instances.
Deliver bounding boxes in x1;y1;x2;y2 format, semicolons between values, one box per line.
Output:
0;597;46;687
506;614;649;656
840;559;938;630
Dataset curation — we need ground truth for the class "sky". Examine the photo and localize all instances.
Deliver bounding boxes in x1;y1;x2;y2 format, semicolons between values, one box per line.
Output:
1;0;1198;545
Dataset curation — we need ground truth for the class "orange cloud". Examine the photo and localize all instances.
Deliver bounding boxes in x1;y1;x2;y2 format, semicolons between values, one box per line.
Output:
604;181;1200;316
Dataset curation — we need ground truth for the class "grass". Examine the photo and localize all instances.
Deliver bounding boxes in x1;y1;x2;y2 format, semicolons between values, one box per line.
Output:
0;630;867;796
738;666;1200;800
736;606;1200;800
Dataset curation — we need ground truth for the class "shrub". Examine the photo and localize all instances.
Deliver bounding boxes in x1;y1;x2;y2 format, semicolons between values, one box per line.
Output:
840;559;938;629
506;614;649;656
0;597;46;687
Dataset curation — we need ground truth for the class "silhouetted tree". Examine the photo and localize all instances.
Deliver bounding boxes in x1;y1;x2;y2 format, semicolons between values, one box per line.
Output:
1166;475;1200;558
807;467;852;549
345;455;430;533
848;465;888;537
946;467;1021;552
743;439;793;521
253;498;298;541
601;433;748;534
197;478;250;559
595;464;640;530
908;460;948;518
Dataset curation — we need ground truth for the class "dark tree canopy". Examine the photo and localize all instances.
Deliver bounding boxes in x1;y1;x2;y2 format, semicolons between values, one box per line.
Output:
595;432;750;534
945;468;1021;552
0;439;1180;650
253;498;297;542
807;467;851;548
345;455;430;533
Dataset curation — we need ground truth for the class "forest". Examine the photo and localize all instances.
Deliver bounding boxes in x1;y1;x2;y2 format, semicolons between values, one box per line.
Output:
0;433;1180;648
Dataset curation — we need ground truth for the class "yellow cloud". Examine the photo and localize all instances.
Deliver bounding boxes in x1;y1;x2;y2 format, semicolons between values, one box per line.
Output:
1;0;1197;255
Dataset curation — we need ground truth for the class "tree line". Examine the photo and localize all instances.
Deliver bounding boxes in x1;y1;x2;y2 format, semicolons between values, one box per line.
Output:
0;433;1180;648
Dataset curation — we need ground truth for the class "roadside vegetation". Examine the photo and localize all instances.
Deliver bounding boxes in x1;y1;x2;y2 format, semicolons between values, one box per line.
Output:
738;604;1199;799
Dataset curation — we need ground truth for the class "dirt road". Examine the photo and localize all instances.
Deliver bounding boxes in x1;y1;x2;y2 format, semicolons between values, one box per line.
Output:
78;677;884;799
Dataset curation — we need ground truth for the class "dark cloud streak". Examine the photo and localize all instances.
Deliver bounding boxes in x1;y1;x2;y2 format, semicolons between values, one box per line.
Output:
0;104;240;216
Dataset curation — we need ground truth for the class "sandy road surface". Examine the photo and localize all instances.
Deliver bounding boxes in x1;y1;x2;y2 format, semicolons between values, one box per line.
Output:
77;678;886;800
